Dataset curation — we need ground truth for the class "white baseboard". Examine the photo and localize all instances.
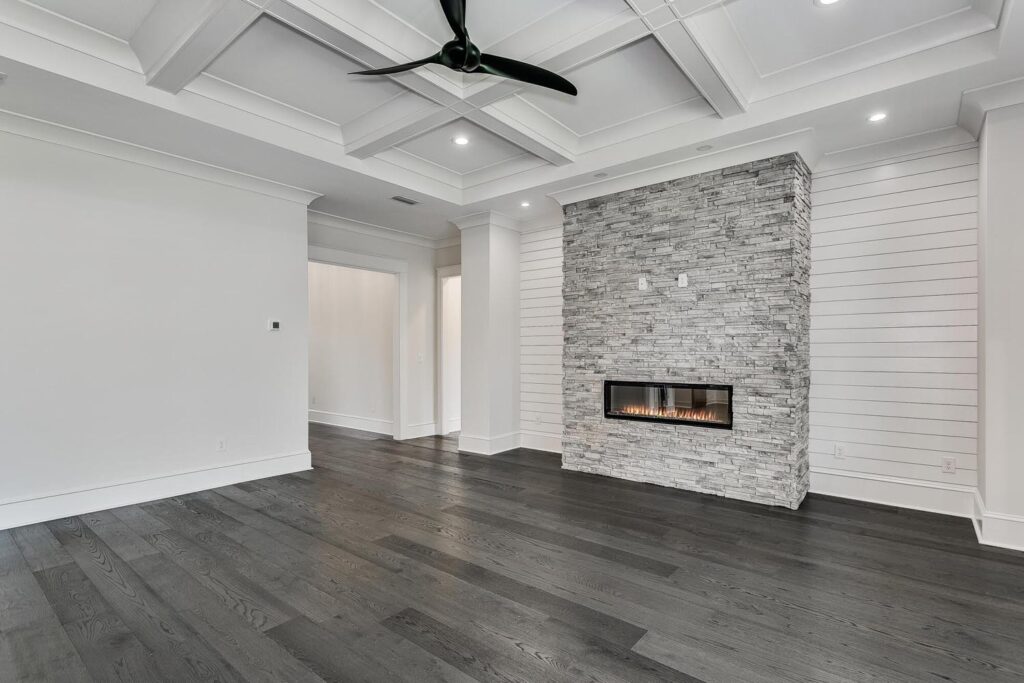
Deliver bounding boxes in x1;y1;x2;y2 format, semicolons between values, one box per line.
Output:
459;431;520;455
520;431;562;454
445;418;462;434
809;467;976;518
973;491;1024;552
401;422;439;440
0;451;311;531
309;409;393;436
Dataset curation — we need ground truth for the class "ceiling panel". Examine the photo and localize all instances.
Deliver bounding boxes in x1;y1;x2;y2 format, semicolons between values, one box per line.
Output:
724;0;975;75
395;119;533;174
205;16;415;126
373;0;578;49
521;37;704;137
26;0;157;40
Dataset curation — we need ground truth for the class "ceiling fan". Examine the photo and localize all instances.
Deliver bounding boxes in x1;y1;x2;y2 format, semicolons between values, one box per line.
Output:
350;0;578;96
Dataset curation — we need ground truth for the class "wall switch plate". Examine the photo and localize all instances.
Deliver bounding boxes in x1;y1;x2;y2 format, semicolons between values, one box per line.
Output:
942;457;957;474
217;439;227;452
835;443;847;459
268;320;281;331
638;276;649;291
678;273;688;288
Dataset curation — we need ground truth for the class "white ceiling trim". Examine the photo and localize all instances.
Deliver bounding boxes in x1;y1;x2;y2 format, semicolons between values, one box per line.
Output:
308;209;448;249
549;128;818;205
0;108;322;204
958;75;1024;136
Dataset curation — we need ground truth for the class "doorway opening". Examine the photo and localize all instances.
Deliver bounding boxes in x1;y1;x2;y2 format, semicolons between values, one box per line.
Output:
438;266;462;437
308;261;398;436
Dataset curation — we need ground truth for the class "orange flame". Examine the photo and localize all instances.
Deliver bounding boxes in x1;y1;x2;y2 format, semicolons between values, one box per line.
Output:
613;404;724;423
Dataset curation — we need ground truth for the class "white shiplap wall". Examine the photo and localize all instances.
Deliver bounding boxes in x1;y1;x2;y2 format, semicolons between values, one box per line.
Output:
808;143;980;514
520;226;564;453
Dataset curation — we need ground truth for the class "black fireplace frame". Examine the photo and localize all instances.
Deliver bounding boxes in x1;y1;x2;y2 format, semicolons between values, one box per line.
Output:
603;380;733;429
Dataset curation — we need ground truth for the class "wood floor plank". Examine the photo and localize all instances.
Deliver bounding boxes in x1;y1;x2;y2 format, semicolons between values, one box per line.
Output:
0;530;92;683
34;562;166;681
45;516;246;682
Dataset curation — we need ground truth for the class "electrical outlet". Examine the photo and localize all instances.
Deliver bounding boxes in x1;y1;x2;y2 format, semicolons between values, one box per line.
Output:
217;439;227;453
678;273;689;288
311;395;317;407
942;457;957;474
835;443;848;459
638;276;649;291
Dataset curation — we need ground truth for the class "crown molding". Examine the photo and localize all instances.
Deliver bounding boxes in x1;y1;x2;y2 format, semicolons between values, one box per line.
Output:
452;210;520;232
308;210;455;249
815;126;976;174
0;108;322;204
958;76;1024;136
549;129;816;205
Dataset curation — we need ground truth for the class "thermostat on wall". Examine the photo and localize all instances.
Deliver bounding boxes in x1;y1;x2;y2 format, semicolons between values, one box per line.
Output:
268;320;281;331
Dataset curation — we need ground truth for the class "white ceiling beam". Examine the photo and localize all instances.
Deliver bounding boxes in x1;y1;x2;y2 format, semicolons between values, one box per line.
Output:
621;0;747;118
130;0;268;94
344;96;457;159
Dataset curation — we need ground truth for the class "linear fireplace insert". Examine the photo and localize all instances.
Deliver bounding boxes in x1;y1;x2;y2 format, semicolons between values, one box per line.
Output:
604;381;733;429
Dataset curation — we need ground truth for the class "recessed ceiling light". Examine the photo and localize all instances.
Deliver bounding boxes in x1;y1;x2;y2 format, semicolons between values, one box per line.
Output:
697;145;713;152
814;0;842;6
520;201;531;208
452;135;469;146
868;112;888;122
594;172;608;179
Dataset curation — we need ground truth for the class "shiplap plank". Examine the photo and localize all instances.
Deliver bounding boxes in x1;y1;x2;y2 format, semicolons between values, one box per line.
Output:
811;279;977;302
810;310;976;329
811;293;977;315
810;214;976;247
809;439;977;468
810;326;977;344
811;181;978;220
809;384;977;405
810;356;977;373
809;425;976;454
812;148;978;190
810;245;976;275
810;452;977;486
811;371;977;390
811;197;977;233
811;165;978;205
811;397;976;421
809;341;977;358
810;412;976;438
811;229;976;261
810;262;977;288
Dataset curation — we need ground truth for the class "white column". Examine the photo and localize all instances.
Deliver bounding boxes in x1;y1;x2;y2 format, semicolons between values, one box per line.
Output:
455;212;521;455
978;102;1024;550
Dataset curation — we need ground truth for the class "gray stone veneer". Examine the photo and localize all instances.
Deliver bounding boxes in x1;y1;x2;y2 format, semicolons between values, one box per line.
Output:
561;153;811;509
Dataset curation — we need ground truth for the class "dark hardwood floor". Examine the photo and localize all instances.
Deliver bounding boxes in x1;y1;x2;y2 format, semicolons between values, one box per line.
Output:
3;423;1024;681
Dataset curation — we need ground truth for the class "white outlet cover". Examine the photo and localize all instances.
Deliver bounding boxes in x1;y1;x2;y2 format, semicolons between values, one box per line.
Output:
638;276;649;291
678;273;689;288
835;444;847;458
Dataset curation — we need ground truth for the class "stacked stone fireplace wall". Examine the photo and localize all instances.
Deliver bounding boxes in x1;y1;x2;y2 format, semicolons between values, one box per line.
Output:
561;153;812;509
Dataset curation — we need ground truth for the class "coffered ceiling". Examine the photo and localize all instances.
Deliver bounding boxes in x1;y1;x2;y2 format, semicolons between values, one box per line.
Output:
1;0;1022;240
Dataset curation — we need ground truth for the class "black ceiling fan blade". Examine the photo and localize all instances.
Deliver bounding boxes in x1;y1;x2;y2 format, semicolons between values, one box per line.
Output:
475;53;577;96
350;54;441;76
439;0;467;39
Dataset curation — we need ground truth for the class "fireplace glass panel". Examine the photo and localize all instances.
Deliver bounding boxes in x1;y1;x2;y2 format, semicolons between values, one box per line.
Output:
604;381;732;429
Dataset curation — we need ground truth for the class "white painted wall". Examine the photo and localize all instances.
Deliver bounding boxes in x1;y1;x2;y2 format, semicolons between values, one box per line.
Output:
808;142;980;517
0;129;311;530
308;262;396;434
441;275;462;434
308;213;452;438
520;225;564;453
977;102;1024;550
